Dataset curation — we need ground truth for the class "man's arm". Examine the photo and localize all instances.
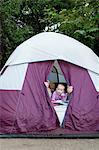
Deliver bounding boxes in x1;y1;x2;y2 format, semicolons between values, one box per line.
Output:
44;81;52;97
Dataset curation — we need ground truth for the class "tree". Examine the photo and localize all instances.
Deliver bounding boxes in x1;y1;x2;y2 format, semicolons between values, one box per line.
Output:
0;0;98;69
44;0;99;55
1;0;48;67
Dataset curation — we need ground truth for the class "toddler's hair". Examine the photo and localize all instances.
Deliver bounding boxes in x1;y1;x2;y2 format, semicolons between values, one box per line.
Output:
56;83;67;92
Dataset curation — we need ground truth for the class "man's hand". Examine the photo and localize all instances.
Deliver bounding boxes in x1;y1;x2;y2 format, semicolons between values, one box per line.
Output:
44;80;50;88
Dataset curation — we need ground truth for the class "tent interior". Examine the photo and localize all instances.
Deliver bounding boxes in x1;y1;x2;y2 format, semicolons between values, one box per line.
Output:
47;61;70;126
48;60;66;83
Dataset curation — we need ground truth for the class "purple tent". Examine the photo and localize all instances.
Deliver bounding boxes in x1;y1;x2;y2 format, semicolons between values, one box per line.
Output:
0;32;99;136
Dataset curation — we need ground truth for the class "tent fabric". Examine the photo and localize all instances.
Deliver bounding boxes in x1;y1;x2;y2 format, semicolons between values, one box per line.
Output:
0;90;20;133
0;32;99;134
2;32;99;75
0;32;99;91
59;61;99;131
0;60;99;134
88;70;99;92
0;61;60;134
0;64;28;90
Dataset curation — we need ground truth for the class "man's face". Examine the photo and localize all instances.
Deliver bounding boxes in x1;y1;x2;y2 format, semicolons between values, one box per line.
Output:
50;83;55;92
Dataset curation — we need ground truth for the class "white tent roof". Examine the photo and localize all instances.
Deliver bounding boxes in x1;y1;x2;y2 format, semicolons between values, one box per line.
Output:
0;32;99;91
2;32;99;74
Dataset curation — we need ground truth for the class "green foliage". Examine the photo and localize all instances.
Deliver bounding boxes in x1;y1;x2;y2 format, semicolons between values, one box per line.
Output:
45;0;99;52
1;0;35;67
1;0;99;68
1;0;49;67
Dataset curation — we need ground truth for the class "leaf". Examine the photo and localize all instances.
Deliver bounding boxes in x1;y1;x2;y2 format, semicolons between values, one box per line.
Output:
74;30;86;36
87;28;99;33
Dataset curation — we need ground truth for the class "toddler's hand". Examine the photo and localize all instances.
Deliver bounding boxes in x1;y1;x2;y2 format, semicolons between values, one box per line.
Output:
67;86;73;94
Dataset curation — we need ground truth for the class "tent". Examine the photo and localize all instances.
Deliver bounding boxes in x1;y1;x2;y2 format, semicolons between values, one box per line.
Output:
0;32;99;137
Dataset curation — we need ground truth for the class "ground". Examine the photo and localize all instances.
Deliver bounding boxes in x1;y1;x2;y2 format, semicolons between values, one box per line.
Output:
0;139;99;150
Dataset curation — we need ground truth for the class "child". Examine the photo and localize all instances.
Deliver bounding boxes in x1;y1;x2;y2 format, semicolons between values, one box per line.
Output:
52;84;66;101
44;81;73;103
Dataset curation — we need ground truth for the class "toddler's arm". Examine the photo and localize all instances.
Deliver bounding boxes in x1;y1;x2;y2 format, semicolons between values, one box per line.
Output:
67;85;73;94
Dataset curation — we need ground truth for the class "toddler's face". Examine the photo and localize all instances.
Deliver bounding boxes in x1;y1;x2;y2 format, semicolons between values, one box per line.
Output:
56;84;65;95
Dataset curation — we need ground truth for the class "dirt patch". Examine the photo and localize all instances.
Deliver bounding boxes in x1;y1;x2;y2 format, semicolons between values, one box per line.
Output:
0;138;99;150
